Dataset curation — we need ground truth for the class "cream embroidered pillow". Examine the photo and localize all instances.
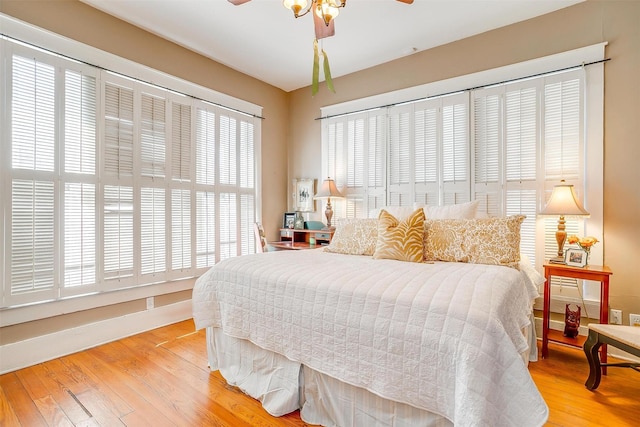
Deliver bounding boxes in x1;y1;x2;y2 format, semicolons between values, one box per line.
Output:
324;218;379;256
373;208;425;263
423;215;525;268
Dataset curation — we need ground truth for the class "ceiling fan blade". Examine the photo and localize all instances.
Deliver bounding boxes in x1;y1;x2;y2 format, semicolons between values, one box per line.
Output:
396;0;414;4
228;0;251;5
313;12;335;40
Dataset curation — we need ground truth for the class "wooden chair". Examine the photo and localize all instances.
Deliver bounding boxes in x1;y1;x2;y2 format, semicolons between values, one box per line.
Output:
254;222;268;253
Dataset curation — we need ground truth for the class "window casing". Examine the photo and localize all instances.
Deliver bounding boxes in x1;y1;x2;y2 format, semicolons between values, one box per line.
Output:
322;48;604;293
1;37;261;308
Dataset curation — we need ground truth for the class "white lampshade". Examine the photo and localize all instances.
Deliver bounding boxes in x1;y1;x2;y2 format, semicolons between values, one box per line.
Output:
540;182;589;216
540;180;589;262
314;178;343;230
314;178;343;199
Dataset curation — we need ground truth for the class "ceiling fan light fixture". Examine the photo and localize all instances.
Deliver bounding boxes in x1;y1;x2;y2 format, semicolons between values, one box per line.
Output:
315;0;341;26
283;0;309;17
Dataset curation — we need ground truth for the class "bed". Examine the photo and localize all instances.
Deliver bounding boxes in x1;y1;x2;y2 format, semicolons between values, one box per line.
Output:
192;208;549;427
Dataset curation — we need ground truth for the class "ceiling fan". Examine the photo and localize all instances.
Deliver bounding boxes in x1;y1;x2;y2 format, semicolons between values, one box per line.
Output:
227;0;414;40
227;0;414;94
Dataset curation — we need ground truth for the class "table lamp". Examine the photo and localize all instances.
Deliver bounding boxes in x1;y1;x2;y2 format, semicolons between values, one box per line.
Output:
314;177;343;230
540;180;589;263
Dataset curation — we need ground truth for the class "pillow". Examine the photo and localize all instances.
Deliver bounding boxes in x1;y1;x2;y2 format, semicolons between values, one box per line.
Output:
417;200;480;219
373;208;425;263
423;215;525;268
324;218;378;256
368;205;418;222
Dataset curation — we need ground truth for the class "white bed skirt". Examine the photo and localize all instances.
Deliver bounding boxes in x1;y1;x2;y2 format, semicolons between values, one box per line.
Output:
207;325;535;426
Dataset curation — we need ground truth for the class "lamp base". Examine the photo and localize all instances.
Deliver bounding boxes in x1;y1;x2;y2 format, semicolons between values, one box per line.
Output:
549;256;566;264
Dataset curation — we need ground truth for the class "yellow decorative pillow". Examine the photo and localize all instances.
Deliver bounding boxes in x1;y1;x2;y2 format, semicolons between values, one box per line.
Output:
423;215;525;268
373;208;425;263
324;218;379;256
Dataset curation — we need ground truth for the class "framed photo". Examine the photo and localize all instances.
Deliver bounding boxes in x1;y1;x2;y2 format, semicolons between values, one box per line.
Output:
283;212;296;229
565;248;587;268
293;178;315;212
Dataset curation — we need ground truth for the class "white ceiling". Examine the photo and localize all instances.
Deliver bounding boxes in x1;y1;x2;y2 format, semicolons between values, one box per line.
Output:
80;0;583;92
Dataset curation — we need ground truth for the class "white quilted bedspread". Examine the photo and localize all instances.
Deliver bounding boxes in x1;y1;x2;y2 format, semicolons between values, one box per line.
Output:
192;250;548;427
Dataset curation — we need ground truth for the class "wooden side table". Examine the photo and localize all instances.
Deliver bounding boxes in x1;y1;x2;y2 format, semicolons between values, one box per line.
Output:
542;263;613;372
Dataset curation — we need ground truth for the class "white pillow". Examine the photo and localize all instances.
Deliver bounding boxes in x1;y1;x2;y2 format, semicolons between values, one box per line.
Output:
415;200;479;219
368;206;418;221
371;200;480;221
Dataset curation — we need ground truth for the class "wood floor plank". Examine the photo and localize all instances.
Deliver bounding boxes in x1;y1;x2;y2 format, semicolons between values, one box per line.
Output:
0;383;22;426
32;394;74;427
0;372;47;427
2;320;639;427
26;361;93;425
66;350;176;427
59;353;132;418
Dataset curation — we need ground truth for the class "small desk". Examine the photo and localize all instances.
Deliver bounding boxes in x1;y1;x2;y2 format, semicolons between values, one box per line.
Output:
269;241;324;251
542;263;612;372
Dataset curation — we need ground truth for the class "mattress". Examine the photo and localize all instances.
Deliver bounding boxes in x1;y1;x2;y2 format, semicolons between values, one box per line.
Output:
193;249;548;426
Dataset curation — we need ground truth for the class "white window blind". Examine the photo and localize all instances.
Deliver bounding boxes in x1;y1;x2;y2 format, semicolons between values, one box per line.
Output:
1;36;260;308
323;69;590;271
323;111;386;218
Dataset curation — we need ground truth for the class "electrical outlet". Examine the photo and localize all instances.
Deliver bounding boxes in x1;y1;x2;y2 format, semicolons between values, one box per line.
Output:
610;309;622;325
630;313;640;327
146;296;154;310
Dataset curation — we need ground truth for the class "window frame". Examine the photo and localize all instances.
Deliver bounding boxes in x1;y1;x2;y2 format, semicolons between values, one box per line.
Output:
321;44;605;289
0;19;262;317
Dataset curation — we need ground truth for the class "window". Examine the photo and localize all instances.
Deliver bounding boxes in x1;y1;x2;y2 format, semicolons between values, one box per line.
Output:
1;36;261;308
322;45;604;281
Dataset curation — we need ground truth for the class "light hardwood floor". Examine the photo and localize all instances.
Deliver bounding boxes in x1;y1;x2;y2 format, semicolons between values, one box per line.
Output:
1;319;639;426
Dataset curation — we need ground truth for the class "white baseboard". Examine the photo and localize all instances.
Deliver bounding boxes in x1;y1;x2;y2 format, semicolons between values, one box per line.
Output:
0;300;192;374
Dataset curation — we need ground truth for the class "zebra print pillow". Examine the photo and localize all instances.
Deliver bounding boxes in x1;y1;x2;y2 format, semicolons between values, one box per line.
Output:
373;208;425;263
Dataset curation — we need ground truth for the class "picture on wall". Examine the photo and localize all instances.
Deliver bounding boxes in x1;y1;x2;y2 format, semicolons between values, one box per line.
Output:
293;178;315;212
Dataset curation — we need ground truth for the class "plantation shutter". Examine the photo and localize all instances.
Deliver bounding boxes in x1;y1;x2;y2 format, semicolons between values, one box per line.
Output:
219;114;237;186
472;88;502;217
366;113;387;215
63;68;98;292
140;92;166;178
9;53;57;303
413;99;439;206
442;95;469;205
64;183;96;288
169;102;192;275
196;191;215;268
344;115;365;218
104;83;134;178
219;193;237;261
171;102;192;183
140;187;166;276
387;106;411;206
504;83;539;264
324;112;386;218
103;185;134;281
239;119;256;255
171;189;191;272
543;73;583;274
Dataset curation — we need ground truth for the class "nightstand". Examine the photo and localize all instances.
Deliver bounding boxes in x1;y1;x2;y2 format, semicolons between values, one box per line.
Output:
542;263;613;373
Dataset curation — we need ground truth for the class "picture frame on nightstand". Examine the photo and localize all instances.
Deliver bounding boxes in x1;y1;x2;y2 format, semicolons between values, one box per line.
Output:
565;248;587;267
283;212;296;229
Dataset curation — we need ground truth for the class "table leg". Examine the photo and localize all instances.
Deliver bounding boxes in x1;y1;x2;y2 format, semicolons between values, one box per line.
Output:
542;272;551;358
584;329;602;390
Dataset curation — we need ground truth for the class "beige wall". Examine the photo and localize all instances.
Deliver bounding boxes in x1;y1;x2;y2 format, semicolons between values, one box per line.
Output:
288;0;640;324
1;0;639;343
